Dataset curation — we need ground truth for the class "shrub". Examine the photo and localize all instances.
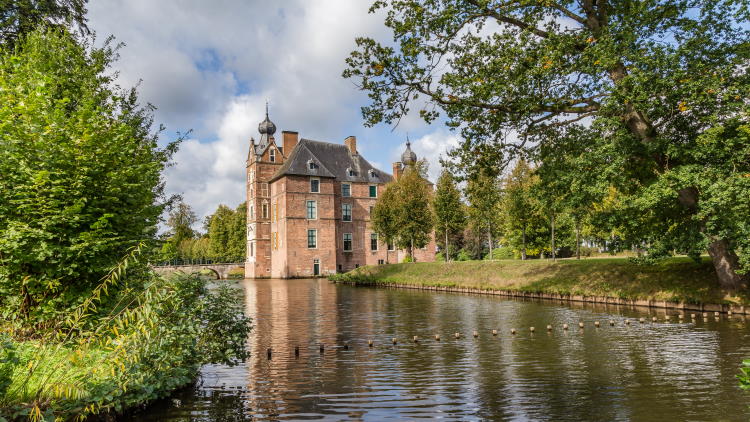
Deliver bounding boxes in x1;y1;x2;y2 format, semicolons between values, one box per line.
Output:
0;272;252;420
227;267;245;279
402;255;414;263
739;359;750;391
485;247;515;260
456;249;472;261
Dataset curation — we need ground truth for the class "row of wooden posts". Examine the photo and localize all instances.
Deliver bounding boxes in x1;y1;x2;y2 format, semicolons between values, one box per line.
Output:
265;311;738;359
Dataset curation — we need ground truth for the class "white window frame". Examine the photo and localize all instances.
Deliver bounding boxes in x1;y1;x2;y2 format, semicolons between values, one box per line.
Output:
261;183;269;197
342;183;351;197
342;203;352;222
308;229;317;249
306;200;317;220
269;148;276;162
369;184;377;198
310;177;320;193
370;233;378;251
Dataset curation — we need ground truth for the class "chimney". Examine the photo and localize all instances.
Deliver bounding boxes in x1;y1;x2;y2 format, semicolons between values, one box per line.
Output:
392;162;402;180
282;131;299;155
344;135;357;155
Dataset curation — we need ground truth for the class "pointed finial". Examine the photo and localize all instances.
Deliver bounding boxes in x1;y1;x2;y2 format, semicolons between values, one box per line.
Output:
406;133;411;147
265;100;269;118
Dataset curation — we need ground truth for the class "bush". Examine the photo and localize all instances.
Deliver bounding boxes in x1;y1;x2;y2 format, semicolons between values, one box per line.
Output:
579;246;595;257
0;272;252;420
740;359;750;391
485;247;515;260
456;249;472;261
0;29;178;327
227;267;245;279
402;255;414;263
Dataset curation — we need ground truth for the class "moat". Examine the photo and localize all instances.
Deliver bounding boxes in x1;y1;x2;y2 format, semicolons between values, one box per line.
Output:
134;278;750;421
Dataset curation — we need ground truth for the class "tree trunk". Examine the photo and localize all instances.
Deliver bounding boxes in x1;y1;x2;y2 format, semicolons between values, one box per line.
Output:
707;237;746;290
575;221;581;260
445;229;449;263
521;225;527;260
551;214;556;261
487;220;493;260
410;238;414;262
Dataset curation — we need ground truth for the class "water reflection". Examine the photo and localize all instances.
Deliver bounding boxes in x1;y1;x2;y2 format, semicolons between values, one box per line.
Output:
134;279;750;421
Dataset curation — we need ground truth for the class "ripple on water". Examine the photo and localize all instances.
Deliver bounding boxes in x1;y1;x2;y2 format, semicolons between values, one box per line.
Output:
128;279;750;421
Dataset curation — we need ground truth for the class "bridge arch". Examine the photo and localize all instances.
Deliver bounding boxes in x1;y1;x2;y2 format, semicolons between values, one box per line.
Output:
198;267;221;280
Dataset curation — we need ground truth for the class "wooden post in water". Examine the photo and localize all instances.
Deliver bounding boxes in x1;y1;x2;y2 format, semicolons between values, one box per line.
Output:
267;348;272;360
294;346;299;358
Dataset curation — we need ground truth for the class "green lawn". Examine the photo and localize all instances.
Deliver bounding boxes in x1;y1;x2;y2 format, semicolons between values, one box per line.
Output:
331;257;750;306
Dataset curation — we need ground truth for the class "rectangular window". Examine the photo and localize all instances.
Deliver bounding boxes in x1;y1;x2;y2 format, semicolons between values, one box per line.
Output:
369;185;377;198
306;200;317;219
342;203;352;222
250;241;255;257
249;202;254;219
342;183;351;197
388;242;395;251
370;233;378;251
262;202;269;219
270;148;276;162
261;183;269;197
343;233;353;251
378;259;384;265
307;229;317;248
310;178;320;193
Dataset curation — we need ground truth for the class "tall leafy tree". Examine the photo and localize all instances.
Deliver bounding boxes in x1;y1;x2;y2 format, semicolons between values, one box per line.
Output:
433;170;466;261
501;160;541;260
344;0;750;289
0;0;88;46
0;29;178;323
465;170;501;260
166;201;198;246
394;160;434;259
371;181;402;263
207;205;235;261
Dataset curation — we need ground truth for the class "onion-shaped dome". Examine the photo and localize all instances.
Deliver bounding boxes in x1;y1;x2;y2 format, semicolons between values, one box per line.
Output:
401;139;417;165
258;102;276;136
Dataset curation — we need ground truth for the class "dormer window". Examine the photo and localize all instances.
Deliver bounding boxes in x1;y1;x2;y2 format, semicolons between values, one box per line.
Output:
308;159;317;170
369;169;377;178
347;167;355;177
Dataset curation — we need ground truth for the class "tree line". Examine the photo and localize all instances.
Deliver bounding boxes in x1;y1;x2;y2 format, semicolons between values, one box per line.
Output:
159;201;247;263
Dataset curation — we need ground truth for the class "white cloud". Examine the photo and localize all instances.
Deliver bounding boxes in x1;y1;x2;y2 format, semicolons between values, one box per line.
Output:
87;0;408;224
392;130;461;181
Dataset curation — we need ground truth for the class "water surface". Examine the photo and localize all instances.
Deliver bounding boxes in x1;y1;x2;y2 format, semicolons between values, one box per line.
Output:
133;278;750;421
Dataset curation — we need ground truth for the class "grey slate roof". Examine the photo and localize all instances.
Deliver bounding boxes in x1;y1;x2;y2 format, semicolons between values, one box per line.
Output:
270;138;393;184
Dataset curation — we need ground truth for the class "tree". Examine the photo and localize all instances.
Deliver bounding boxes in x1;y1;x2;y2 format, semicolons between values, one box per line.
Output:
0;28;178;323
433;170;466;262
371;182;401;264
501;160;540;260
465;169;502;260
166;201;197;246
371;160;434;261
1;0;88;47
207;205;234;261
394;160;434;259
344;0;750;289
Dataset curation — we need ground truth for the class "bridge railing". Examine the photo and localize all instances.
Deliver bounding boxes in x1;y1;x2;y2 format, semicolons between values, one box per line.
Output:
152;258;245;267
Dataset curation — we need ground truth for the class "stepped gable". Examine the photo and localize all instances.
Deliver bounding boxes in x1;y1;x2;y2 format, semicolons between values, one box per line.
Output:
270;138;393;183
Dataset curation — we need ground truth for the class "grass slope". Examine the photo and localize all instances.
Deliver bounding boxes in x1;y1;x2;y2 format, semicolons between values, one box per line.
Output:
332;257;750;305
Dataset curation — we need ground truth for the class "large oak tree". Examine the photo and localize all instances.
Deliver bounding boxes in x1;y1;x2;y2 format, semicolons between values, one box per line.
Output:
344;0;750;289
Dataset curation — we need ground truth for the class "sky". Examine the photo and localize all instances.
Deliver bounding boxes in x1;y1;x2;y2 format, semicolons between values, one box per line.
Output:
87;0;460;224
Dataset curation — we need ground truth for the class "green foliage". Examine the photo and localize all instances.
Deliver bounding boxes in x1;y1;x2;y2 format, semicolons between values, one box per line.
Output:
433;170;466;261
0;272;251;420
456;249;472;261
0;28;178;326
465;169;502;257
401;255;414;263
485;247;514;260
0;0;88;47
739;360;750;391
345;0;750;288
166;201;198;246
372;160;434;259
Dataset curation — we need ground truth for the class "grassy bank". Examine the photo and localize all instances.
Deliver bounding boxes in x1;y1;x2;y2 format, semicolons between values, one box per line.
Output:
330;257;750;306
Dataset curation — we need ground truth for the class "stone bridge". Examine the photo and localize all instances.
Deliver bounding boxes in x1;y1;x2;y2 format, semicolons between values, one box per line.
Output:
152;263;244;280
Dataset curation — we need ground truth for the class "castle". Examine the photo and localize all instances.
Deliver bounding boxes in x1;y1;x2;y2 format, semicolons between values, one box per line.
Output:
245;108;436;278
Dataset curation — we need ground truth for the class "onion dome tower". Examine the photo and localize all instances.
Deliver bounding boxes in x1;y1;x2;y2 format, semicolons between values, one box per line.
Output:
257;102;276;148
401;136;417;166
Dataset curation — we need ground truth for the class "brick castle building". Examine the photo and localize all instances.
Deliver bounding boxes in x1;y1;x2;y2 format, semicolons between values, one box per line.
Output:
245;108;436;278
